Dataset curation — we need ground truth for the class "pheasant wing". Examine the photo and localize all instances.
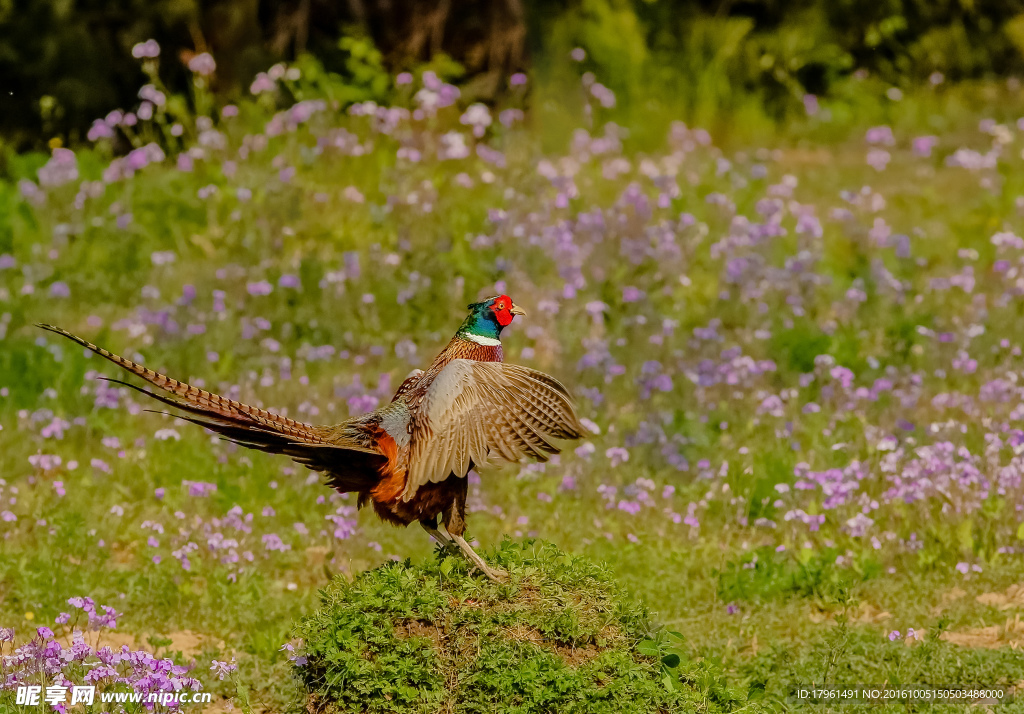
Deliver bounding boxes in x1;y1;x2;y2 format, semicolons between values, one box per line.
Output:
403;360;583;500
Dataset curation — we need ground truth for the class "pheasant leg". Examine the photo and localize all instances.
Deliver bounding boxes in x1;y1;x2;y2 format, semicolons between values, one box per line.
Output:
419;518;459;555
441;483;507;582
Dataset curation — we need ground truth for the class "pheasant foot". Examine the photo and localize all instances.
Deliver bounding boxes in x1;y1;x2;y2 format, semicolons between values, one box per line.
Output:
450;534;508;582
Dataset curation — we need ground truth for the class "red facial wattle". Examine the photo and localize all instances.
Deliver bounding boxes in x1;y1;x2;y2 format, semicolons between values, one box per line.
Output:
491;295;516;326
494;308;514;326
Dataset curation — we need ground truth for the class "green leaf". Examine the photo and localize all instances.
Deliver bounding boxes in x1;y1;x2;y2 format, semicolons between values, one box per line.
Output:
748;680;766;700
661;653;681;668
636;639;660;657
439;557;455;577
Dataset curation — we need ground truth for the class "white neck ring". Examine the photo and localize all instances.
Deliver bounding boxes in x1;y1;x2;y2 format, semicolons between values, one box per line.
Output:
464;333;501;346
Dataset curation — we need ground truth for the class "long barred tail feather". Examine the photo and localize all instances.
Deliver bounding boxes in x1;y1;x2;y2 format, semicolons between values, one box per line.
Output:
102;377;262;427
37;323;326;443
102;376;305;449
37;324;389;494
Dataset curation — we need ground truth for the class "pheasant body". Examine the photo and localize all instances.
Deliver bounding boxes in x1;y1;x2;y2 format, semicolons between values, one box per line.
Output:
39;294;582;580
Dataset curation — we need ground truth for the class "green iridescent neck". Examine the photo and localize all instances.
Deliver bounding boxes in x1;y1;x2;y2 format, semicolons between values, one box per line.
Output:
457;309;502;342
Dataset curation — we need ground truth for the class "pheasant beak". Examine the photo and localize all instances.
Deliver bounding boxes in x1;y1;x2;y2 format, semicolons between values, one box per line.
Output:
509;303;526;317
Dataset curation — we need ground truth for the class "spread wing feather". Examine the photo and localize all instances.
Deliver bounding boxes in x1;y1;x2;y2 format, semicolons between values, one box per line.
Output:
403;360;583;500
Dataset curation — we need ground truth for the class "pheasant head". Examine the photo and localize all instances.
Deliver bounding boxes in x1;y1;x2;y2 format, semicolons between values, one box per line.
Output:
456;294;526;345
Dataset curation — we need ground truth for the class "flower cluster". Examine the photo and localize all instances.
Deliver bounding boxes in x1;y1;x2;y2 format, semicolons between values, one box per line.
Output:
6;48;1024;597
1;598;201;711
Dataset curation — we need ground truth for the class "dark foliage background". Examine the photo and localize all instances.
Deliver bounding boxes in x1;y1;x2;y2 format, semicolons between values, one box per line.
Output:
3;0;1024;145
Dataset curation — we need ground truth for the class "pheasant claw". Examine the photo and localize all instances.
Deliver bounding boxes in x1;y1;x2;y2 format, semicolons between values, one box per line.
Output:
451;534;508;582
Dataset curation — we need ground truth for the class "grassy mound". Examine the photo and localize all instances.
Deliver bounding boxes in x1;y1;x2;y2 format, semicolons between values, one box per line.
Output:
293;540;740;714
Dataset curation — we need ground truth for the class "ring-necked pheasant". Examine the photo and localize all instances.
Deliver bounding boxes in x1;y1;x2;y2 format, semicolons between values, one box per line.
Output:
38;295;583;581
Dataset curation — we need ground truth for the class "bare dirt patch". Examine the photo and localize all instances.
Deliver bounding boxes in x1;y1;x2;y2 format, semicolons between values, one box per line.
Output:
89;629;226;657
503;623;612;666
88;630;136;651
164;629;227;656
976;584;1024;610
808;602;891;625
394;619;442;649
941;614;1024;649
203;696;238;713
506;623;544;645
553;642;603;667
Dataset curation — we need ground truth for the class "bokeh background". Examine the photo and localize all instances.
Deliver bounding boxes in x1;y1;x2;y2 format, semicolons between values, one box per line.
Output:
7;2;1024;712
6;0;1024;147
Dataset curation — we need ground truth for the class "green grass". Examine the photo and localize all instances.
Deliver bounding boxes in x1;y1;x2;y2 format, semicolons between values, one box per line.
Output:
297;540;740;713
5;64;1024;712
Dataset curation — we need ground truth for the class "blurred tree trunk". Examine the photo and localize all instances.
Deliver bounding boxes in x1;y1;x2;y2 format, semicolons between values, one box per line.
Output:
266;0;531;92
